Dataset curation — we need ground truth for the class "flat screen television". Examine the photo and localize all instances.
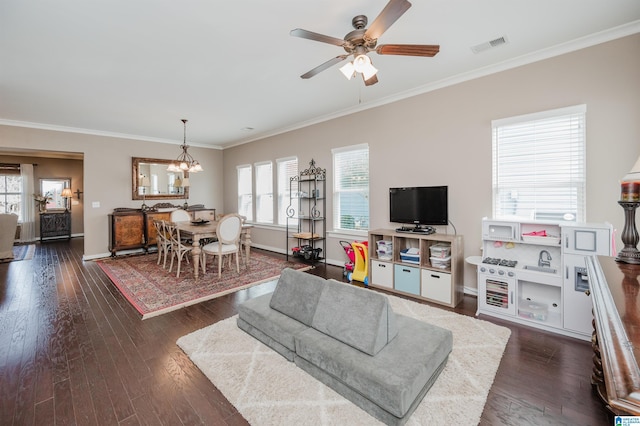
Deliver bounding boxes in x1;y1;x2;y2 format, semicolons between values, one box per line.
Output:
389;186;448;226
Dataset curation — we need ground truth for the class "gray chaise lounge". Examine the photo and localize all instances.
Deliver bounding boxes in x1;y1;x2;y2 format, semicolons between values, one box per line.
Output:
237;268;452;425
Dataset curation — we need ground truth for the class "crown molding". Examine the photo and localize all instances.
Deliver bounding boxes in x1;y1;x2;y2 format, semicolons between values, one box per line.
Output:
0;119;223;150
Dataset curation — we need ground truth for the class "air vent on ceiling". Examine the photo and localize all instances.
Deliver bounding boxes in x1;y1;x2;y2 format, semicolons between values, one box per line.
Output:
471;36;509;54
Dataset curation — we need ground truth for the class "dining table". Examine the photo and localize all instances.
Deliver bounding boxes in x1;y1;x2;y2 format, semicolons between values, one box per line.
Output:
176;220;253;281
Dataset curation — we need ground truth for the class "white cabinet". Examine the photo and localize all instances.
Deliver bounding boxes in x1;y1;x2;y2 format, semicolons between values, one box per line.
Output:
370;260;393;289
421;270;452;305
562;223;613;335
368;229;464;307
477;218;612;341
563;254;593;335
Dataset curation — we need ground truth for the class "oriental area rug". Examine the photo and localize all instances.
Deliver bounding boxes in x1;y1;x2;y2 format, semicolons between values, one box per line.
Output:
97;252;310;319
177;293;511;425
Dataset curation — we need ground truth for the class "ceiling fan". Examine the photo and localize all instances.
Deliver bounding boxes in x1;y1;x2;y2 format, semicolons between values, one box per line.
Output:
290;0;439;86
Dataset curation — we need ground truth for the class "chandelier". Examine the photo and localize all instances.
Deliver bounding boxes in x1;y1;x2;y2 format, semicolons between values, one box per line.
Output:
167;119;203;173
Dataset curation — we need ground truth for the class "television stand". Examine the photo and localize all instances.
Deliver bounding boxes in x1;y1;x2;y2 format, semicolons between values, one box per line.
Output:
368;228;464;308
396;225;435;235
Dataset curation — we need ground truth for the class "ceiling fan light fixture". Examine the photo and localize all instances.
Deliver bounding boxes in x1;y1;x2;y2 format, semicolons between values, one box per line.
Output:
352;54;371;73
339;61;355;79
362;62;378;80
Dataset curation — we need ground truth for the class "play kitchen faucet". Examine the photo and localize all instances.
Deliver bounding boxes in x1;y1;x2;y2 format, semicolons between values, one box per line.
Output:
538;250;552;268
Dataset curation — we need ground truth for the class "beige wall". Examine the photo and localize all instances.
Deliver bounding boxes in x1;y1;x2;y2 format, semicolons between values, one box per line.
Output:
223;34;640;290
0;34;637;285
0;154;84;236
0;127;224;258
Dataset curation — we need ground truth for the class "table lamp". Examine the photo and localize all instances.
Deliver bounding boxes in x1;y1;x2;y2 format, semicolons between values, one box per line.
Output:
180;177;190;209
139;176;151;211
61;187;73;211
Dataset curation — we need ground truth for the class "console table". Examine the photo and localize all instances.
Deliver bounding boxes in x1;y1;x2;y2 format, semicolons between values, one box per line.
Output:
40;211;71;242
587;255;640;415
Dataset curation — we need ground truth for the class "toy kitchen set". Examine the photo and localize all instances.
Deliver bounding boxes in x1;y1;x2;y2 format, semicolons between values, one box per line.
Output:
475;218;613;341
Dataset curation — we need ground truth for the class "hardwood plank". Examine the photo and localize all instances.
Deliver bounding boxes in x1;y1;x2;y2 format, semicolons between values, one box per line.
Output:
0;238;614;425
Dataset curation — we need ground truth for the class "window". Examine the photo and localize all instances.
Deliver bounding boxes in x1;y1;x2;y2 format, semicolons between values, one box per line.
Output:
254;161;273;223
277;157;298;225
492;105;586;222
332;144;369;231
237;164;253;221
0;164;22;217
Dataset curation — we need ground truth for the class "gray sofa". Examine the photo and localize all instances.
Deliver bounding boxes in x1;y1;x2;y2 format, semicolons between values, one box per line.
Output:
237;268;453;425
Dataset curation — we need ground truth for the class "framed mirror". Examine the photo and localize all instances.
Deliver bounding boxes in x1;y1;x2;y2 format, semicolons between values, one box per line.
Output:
40;178;71;211
132;157;189;201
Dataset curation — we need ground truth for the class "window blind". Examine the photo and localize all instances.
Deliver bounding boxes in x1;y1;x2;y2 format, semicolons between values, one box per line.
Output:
332;144;369;231
277;157;298;225
237;164;253;221
492;105;586;222
254;161;273;223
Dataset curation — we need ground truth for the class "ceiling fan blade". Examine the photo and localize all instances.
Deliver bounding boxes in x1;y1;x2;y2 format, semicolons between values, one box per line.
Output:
363;74;379;86
290;28;346;47
376;44;440;57
365;0;412;41
300;55;349;79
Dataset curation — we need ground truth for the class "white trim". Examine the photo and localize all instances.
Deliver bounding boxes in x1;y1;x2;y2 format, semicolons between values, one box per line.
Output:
327;230;368;240
276;155;297;163
331;143;369;154
0;119;223;150
492;104;587;127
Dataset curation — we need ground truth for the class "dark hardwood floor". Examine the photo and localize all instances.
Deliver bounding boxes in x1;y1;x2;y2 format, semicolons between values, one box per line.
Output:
0;238;611;425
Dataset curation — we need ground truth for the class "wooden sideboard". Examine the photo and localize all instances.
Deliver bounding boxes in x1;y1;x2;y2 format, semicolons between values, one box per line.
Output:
587;255;640;415
40;211;71;242
108;208;217;256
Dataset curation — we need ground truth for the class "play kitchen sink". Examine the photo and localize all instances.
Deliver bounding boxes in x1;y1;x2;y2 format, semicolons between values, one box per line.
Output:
522;265;557;274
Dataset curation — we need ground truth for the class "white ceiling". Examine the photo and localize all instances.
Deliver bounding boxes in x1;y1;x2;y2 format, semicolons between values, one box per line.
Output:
1;0;639;150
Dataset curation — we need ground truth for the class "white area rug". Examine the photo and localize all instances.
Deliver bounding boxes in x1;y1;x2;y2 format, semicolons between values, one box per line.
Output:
177;290;511;425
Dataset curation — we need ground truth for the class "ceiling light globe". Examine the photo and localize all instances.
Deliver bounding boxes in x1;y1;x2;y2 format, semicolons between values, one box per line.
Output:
353;54;371;73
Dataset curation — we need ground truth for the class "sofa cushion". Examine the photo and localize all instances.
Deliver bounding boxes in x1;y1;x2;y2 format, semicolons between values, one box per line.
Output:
269;268;326;326
311;279;398;356
237;292;310;354
294;314;452;418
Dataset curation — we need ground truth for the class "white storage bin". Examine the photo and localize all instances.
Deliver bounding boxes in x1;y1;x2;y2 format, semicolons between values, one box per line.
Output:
518;300;548;321
376;248;392;260
430;255;451;269
376;240;393;248
429;243;451;258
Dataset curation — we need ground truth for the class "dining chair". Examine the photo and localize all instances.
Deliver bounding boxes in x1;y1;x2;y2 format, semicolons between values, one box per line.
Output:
153;220;172;268
170;209;191;222
201;214;242;278
170;209;193;243
166;221;197;278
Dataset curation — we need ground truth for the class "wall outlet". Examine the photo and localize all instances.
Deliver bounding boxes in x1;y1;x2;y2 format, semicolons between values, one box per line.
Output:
92;201;100;208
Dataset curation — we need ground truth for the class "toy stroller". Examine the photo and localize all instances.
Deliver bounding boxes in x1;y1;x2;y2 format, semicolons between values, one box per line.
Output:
339;240;355;276
340;240;369;286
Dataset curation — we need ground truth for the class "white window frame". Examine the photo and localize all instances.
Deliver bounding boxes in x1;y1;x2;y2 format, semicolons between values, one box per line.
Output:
276;157;298;226
254;161;273;224
332;144;369;233
0;172;22;216
237;164;253;221
492;104;586;222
